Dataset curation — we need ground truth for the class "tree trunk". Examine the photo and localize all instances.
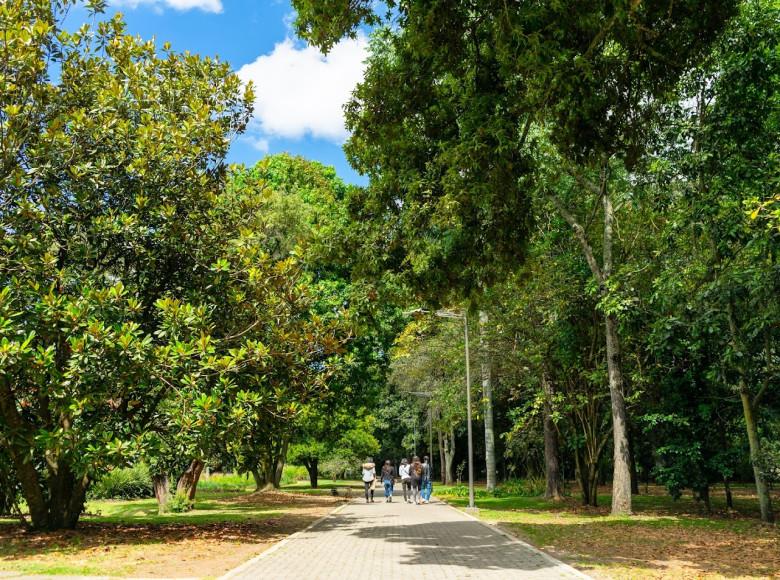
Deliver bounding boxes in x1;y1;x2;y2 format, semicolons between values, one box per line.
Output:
724;477;734;510
251;467;266;491
605;313;632;515
303;459;319;489
541;372;562;501
437;428;446;484
696;485;712;514
740;388;774;523
629;429;640;495
587;460;600;507
152;474;169;513
444;430;456;485
552;169;632;516
272;436;290;488
0;380;49;529
176;459;205;501
479;311;497;492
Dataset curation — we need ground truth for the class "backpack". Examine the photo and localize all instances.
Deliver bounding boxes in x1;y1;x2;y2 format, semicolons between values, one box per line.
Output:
413;463;423;477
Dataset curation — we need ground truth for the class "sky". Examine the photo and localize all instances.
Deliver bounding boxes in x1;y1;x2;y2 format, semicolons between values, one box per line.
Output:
68;0;370;184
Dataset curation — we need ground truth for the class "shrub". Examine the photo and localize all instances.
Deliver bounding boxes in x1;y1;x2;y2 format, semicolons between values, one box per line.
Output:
281;464;308;485
442;478;545;499
500;477;546;497
89;464;153;500
167;492;194;513
198;472;253;492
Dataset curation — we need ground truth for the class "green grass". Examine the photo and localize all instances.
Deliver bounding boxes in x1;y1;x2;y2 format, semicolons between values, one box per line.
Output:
434;483;780;579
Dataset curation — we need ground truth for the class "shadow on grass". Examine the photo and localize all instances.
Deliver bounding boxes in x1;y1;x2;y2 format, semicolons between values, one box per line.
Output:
499;518;780;578
0;511;322;560
1;490;343;562
439;488;780;579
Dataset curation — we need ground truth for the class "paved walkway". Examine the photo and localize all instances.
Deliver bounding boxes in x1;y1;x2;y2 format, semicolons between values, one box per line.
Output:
224;490;587;580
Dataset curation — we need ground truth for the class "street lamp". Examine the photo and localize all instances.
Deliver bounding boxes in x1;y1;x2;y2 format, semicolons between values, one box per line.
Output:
405;308;476;510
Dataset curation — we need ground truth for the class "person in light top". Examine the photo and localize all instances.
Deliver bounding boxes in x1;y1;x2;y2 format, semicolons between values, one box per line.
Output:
361;458;376;503
398;458;412;503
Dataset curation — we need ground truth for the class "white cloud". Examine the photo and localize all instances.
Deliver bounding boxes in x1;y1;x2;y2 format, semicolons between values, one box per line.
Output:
241;135;270;153
237;35;368;143
112;0;222;13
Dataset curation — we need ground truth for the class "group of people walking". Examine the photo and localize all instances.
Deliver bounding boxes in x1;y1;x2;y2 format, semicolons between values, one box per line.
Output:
361;456;433;504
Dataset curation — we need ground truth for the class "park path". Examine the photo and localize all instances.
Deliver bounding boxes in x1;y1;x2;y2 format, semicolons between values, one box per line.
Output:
222;489;588;580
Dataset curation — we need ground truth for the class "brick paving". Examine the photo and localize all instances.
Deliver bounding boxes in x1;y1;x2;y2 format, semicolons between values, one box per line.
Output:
224;490;588;580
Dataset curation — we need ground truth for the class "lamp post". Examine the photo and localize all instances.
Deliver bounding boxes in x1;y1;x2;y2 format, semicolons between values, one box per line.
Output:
404;307;476;509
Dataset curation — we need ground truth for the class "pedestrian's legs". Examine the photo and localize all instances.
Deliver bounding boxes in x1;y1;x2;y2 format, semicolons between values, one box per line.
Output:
384;481;392;500
412;480;420;504
364;481;371;502
422;479;432;501
402;480;410;502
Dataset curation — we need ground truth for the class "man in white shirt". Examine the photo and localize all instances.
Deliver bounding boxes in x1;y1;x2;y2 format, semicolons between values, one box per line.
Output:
399;457;412;503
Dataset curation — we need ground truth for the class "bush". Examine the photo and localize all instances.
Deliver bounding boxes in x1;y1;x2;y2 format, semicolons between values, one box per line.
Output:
89;464;153;500
500;477;546;497
443;478;545;499
198;472;253;492
281;464;308;485
320;454;358;480
167;492;194;513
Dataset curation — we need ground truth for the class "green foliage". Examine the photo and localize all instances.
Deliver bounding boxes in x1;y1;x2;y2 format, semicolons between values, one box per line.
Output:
280;465;309;486
0;0;253;530
443;478;546;500
88;465;153;500
166;493;194;513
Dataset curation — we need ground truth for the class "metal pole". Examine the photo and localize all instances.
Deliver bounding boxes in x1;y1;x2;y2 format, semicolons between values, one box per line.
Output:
464;313;475;509
428;406;434;479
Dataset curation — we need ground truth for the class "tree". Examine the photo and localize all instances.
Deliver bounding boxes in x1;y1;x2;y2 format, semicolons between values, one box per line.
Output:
390;316;467;484
0;0;252;529
291;0;738;516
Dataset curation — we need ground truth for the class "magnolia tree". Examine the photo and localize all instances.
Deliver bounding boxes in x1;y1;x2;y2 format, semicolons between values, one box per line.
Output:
0;0;253;529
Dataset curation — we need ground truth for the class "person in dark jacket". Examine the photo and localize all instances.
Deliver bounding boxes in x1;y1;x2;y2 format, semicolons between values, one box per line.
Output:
381;459;395;502
409;455;423;505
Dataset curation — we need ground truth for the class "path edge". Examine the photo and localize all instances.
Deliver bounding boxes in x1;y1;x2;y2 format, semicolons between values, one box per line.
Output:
218;499;350;580
438;499;592;579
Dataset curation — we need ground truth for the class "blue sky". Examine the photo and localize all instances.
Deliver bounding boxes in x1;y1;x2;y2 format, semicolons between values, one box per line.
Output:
69;0;369;184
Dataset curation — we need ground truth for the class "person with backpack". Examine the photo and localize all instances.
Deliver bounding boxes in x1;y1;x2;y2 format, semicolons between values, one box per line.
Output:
421;455;432;503
361;458;376;503
410;455;423;504
398;457;412;503
381;459;395;502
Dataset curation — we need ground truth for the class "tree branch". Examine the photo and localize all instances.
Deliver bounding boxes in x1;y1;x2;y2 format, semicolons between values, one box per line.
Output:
548;192;604;284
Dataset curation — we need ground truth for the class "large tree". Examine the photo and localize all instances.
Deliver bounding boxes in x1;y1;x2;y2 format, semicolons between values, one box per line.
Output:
0;0;252;529
291;0;737;515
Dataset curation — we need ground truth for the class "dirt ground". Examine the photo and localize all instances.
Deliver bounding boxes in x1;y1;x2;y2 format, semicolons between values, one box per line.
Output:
0;491;342;578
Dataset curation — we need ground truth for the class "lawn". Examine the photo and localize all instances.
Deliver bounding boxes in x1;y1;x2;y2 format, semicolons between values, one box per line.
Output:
0;476;355;578
435;483;780;579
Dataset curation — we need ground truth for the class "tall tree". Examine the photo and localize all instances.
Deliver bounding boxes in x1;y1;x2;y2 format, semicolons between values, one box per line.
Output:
292;0;737;515
0;0;252;529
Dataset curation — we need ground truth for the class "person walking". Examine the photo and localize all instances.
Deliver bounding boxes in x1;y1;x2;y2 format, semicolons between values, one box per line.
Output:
399;458;412;503
361;458;376;503
381;460;395;502
410;455;423;505
421;455;432;504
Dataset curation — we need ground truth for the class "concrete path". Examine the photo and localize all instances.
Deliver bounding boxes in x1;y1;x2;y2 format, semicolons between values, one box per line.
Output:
223;490;587;580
